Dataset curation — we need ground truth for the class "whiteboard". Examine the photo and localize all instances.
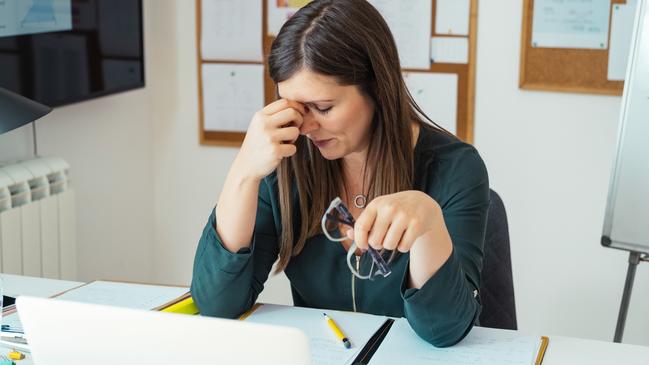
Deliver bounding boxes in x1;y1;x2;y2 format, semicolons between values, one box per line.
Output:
602;0;649;254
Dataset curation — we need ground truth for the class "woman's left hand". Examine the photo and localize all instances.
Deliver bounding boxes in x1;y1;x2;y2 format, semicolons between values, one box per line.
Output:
348;190;442;253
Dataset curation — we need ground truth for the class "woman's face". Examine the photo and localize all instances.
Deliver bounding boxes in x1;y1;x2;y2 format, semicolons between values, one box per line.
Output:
277;69;375;161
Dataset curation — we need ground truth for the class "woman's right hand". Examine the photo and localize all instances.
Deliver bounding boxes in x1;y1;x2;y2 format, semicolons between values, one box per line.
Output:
235;99;305;181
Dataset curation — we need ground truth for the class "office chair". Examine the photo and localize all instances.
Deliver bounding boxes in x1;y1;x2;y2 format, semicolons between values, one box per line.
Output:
479;189;517;330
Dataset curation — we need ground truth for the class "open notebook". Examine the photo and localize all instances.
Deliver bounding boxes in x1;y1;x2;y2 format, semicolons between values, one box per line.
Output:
369;317;548;365
242;304;389;365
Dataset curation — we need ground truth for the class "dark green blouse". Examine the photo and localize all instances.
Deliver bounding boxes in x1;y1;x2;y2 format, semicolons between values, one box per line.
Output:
191;124;490;347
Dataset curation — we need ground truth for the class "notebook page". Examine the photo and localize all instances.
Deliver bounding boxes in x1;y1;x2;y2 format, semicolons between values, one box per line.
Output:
245;304;389;365
54;281;188;310
370;318;540;365
2;282;188;330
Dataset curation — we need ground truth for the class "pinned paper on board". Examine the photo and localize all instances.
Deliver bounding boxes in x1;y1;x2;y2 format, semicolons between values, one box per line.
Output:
267;0;311;37
201;0;262;61
431;37;469;64
286;0;310;7
531;0;611;49
368;0;432;69
608;1;638;81
435;0;470;36
202;63;265;132
403;72;458;135
196;0;477;145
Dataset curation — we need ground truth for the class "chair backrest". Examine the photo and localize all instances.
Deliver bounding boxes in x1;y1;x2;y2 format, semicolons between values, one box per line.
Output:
479;189;517;330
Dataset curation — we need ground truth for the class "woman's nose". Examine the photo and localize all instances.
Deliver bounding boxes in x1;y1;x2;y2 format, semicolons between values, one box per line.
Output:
300;108;320;135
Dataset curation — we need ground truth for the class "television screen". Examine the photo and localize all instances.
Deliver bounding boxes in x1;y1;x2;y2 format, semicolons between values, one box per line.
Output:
0;0;144;107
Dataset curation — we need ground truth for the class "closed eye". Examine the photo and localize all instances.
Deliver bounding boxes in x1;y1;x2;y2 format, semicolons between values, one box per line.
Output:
306;103;332;115
314;106;332;114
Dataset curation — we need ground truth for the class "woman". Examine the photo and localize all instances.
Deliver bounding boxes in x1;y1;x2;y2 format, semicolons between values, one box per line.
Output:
191;0;489;347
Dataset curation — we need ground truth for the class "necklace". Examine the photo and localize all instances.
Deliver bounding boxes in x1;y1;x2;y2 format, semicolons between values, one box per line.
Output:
352;194;367;208
352;164;368;209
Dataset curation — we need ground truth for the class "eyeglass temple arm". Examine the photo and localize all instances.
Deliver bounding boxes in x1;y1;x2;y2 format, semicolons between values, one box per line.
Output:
328;215;391;276
327;198;392;276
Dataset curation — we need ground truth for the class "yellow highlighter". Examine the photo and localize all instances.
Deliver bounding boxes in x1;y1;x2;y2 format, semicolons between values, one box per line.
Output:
323;313;351;349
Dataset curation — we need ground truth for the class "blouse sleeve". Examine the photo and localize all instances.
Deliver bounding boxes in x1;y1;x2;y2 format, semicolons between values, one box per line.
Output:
190;177;280;319
401;147;490;347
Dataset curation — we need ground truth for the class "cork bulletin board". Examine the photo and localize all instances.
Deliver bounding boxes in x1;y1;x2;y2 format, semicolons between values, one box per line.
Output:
520;0;628;95
197;0;479;146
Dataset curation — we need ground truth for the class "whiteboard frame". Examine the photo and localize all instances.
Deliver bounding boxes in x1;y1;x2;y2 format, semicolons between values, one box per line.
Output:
602;0;649;255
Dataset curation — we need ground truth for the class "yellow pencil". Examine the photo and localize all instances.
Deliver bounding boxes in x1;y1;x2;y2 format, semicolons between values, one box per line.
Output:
323;313;351;349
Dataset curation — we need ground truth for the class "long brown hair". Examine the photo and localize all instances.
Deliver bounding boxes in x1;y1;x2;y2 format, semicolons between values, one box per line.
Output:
268;0;441;273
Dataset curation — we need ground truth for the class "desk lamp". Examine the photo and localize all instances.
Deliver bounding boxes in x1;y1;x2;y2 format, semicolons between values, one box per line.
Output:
0;86;52;155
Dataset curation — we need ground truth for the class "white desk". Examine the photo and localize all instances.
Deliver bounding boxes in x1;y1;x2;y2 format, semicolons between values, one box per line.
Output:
542;335;649;364
2;274;648;365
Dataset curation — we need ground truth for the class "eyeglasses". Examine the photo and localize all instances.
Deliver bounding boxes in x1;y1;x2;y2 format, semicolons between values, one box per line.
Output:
321;197;392;280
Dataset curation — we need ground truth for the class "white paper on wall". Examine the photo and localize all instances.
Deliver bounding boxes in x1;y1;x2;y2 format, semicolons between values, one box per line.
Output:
431;36;469;64
531;0;611;49
368;0;432;69
435;0;470;36
202;63;265;132
403;72;458;135
267;0;310;37
201;0;262;62
608;0;638;80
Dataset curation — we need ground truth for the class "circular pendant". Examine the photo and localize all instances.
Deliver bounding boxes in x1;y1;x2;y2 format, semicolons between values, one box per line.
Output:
353;194;367;209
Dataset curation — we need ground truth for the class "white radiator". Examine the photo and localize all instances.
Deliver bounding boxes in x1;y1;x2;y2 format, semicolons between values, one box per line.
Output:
0;157;76;280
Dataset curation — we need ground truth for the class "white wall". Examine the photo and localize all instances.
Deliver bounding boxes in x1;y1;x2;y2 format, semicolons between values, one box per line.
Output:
0;125;35;161
474;1;649;346
36;90;155;283
0;92;155;283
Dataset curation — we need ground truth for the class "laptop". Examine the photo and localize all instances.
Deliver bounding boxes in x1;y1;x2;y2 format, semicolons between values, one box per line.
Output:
16;296;311;365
